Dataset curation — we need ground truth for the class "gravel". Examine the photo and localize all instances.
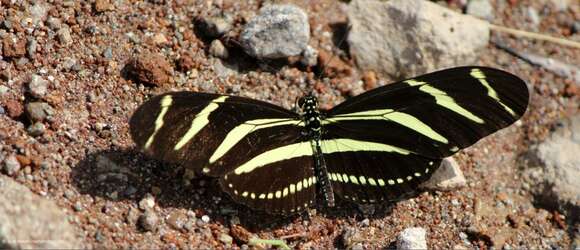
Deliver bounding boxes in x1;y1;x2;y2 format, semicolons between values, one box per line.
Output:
138;210;160;232
2;154;21;176
24;102;53;122
0;0;576;248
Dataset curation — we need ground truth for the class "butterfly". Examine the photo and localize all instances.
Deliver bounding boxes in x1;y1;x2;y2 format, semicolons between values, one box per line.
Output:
129;66;529;214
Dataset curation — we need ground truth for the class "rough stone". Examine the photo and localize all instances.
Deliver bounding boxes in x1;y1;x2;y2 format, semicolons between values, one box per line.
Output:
3;36;26;58
26;38;37;59
25;102;54;122
4;99;23;118
347;0;489;79
138;193;156;211
524;114;580;221
129;53;174;86
28;74;49;98
198;16;232;38
397;227;427;250
95;0;114;12
219;233;233;245
0;176;83;249
27;122;46;136
57;27;73;46
240;4;310;59
421;157;466;191
138;210;159;232
166;211;187;230
466;0;494;21
29;2;49;26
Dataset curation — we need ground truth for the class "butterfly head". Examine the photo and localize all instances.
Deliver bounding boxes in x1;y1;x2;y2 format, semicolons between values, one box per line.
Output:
298;94;318;112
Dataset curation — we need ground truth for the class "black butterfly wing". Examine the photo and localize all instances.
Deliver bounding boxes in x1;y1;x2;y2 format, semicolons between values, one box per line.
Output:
130;92;316;212
321;66;529;203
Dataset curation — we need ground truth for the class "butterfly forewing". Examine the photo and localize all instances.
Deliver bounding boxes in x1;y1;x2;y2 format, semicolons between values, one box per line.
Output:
319;67;529;203
325;67;529;158
130;92;303;177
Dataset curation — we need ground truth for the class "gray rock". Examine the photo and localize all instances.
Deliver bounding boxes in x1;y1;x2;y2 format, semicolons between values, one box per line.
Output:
209;39;229;59
199;16;232;38
27;122;46;136
240;4;310;59
103;47;113;59
397;227;427;250
28;74;48;98
2;154;21;176
524;114;580;220
25;102;53;122
466;0;494;21
421;157;466;191
0;176;83;249
347;0;489;79
138;211;159;232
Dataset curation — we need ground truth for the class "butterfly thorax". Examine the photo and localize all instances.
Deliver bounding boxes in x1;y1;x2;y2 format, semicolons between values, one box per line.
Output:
299;95;335;207
299;95;322;137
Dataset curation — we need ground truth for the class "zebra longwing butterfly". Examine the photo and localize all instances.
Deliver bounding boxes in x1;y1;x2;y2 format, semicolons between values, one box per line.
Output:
130;66;529;214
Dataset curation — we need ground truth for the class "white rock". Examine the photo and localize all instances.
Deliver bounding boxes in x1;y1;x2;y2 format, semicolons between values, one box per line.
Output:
0;176;83;249
240;4;310;59
466;0;494;21
524;114;580;217
28;74;48;98
421;157;467;191
397;227;427;250
347;0;489;79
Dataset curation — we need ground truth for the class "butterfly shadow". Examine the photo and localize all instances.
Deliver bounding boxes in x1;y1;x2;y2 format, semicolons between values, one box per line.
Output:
69;148;323;230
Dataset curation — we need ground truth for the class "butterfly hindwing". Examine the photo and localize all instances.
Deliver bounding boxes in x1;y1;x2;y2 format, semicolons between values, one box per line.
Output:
220;150;316;214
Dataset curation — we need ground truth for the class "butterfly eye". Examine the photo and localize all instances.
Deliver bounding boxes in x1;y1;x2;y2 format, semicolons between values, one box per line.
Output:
297;97;306;108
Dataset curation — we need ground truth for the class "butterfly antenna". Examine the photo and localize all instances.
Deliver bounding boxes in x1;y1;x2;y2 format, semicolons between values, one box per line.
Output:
309;23;352;94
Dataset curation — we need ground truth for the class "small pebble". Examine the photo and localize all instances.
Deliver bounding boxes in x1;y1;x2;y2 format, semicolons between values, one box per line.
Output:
138;211;159;232
2;154;21;176
27;122;46;136
209;39;228;59
219;233;233;245
201;215;210;223
73;201;83;212
25;102;53;122
138;193;156;210
466;0;494;21
300;45;318;67
166;211;187;230
0;85;9;96
57;27;73;46
125;207;141;225
397;227;427;250
103;47;113;59
26;39;37;59
199;16;232;38
28;74;48;98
